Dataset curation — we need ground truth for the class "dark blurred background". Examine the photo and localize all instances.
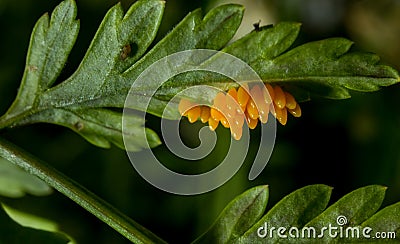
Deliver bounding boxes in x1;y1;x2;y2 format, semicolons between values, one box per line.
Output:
0;0;400;243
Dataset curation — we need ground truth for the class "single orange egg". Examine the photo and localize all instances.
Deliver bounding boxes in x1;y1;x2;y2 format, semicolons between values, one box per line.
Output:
251;85;269;123
200;106;211;123
245;111;258;129
273;86;286;109
210;107;224;122
187;106;201;123
274;106;287;125
284;91;297;110
208;117;219;131
288;104;302;117
237;84;250;110
246;98;259;120
230;124;243;140
220;116;229;128
264;83;274;103
226;88;242;116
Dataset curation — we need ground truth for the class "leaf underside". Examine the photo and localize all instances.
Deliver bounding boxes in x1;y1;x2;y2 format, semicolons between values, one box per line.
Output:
0;0;398;149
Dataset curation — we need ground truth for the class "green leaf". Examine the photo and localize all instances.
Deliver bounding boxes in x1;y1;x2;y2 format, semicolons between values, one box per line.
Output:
0;157;52;198
0;0;164;151
361;202;400;242
238;184;332;243
223;22;302;64
15;107;161;151
0;204;70;244
39;0;166;107
306;185;386;227
0;0;245;150
193;185;269;244
112;22;399;118
38;3;244;109
156;28;399;107
302;185;386;243
5;0;79;118
2;204;68;238
254;37;400;100
142;22;303;117
1;0;399;148
200;185;400;243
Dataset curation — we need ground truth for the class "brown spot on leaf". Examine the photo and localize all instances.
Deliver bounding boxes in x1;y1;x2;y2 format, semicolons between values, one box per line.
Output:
74;121;84;131
120;44;131;60
28;65;38;72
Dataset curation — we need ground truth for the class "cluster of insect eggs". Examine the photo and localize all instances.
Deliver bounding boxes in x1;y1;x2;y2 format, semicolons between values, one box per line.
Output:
178;83;302;140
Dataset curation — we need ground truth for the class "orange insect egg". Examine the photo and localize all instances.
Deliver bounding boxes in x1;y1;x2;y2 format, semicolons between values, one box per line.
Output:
220;116;230;128
210;107;224;122
208;117;219;131
270;103;277;118
245;111;258;129
225;100;236;119
237;84;250;110
178;98;194;116
213;92;227;111
179;82;302;139
200;106;210;123
273;86;286;109
259;107;269;124
212;92;231;127
232;113;245;128
280;107;288;125
230;124;243;140
226;113;244;138
288;104;302;118
246;98;259;120
225;111;234;120
187;106;201;123
284;91;297;110
226;88;242;116
274;107;287;125
251;85;269;123
264;83;275;104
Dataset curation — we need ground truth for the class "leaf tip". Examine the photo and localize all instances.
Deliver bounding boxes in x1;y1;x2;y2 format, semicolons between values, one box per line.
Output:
309;184;334;196
42;12;50;19
259;185;269;192
212;3;245;15
292;22;302;27
365;184;388;192
252;185;269;196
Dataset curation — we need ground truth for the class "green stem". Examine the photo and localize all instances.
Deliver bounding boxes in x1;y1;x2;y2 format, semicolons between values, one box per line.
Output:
0;137;167;244
0;109;34;130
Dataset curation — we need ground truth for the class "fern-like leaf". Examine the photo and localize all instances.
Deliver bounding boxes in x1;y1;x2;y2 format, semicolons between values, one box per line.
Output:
0;0;398;149
195;185;399;243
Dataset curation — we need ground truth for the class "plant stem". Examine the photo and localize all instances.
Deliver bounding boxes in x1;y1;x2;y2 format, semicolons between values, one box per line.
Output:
0;137;167;244
0;109;34;130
